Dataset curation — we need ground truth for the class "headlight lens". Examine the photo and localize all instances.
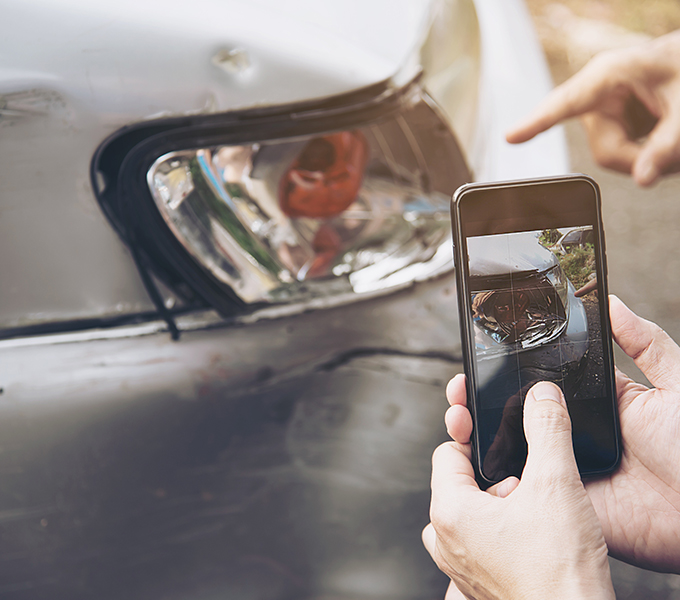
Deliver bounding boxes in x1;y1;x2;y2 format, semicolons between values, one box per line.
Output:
146;89;465;306
472;271;568;354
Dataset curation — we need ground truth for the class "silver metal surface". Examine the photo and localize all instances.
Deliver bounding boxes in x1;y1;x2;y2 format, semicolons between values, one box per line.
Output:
0;274;462;598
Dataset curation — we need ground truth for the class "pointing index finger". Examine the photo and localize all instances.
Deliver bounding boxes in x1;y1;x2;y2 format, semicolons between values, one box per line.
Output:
506;53;627;143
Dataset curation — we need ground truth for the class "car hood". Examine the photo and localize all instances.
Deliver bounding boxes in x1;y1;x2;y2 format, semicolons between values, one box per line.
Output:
468;232;558;278
2;0;433;118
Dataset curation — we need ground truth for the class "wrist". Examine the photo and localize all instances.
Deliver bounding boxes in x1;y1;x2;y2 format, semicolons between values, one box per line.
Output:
549;560;615;600
515;555;615;600
557;578;615;600
520;580;614;600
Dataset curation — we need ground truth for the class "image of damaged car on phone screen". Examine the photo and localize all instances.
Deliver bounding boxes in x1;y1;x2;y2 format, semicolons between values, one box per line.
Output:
468;227;606;480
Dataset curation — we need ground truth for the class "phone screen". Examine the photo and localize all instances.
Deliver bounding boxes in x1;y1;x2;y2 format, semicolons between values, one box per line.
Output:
453;177;620;483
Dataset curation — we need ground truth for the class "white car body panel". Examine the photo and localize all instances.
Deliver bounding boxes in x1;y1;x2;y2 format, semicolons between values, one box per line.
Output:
0;0;567;329
472;0;569;180
0;3;570;596
0;0;426;328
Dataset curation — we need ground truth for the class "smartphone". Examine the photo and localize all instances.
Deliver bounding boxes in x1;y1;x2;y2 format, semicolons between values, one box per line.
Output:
451;175;621;485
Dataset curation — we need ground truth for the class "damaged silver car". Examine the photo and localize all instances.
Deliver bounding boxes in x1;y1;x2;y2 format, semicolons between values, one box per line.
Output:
0;0;568;598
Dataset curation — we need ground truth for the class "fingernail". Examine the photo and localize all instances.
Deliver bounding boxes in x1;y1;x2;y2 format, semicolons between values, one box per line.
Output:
528;381;565;405
609;294;632;315
497;478;514;498
635;160;658;185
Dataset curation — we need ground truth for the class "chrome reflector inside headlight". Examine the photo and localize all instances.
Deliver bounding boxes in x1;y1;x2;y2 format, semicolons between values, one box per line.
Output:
145;89;464;307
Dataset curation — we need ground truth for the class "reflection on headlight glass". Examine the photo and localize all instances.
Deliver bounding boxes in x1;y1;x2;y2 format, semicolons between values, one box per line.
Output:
472;276;567;354
147;94;463;305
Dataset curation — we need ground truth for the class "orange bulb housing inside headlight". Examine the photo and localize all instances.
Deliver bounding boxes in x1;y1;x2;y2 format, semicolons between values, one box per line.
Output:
279;131;368;218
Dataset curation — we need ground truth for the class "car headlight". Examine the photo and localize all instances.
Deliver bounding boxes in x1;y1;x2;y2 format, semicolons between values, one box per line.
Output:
472;269;568;355
93;80;470;333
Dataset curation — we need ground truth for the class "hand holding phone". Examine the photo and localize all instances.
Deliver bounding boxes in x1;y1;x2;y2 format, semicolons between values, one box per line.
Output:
443;296;680;574
424;380;616;600
451;175;621;485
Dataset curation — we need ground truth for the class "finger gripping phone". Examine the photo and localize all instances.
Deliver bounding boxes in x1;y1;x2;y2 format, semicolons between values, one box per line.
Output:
451;175;621;485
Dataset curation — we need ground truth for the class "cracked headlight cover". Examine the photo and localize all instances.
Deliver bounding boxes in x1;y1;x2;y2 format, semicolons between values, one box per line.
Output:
471;271;568;356
94;80;470;320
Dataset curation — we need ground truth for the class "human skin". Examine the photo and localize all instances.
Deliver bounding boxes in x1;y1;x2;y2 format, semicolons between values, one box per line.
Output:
506;30;680;187
441;296;680;575
422;381;615;600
